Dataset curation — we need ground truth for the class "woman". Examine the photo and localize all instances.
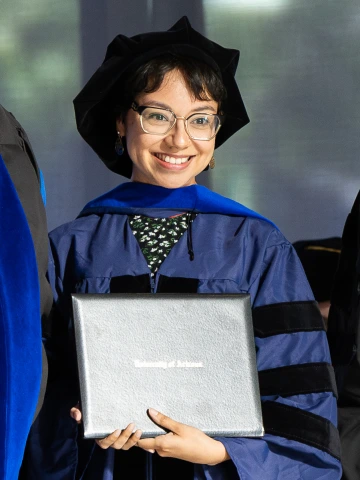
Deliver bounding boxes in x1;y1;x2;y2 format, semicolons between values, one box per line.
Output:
24;17;341;479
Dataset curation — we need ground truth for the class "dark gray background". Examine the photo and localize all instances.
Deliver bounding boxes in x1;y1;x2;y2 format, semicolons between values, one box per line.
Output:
1;0;359;241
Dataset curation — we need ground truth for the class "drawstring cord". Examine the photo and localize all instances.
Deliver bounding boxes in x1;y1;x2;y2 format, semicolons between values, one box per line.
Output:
187;212;196;261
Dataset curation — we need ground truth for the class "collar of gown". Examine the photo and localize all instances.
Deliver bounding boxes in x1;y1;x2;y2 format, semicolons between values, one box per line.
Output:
78;181;276;227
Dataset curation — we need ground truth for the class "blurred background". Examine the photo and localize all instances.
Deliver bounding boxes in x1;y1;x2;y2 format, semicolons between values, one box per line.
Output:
1;0;359;240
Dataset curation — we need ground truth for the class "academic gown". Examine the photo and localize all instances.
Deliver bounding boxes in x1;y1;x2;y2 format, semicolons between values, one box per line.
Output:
24;182;342;479
0;100;54;480
0;155;42;479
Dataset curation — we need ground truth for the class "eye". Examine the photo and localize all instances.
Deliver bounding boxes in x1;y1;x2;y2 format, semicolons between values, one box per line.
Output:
148;113;168;121
194;117;209;124
143;109;170;123
190;115;212;128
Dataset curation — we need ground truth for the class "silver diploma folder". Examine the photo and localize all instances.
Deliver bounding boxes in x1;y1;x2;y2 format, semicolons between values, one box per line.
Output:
72;293;264;439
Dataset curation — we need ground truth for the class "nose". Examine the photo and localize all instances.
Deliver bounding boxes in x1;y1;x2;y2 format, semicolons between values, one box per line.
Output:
164;117;191;149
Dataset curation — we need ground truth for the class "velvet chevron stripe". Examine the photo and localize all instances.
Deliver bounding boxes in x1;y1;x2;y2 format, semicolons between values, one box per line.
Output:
262;401;341;460
253;301;325;337
259;362;338;398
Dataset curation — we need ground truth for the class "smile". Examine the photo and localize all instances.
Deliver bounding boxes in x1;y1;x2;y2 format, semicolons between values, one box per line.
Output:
154;153;192;164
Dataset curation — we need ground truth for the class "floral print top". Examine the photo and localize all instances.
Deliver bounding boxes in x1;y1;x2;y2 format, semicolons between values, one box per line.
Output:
128;213;194;276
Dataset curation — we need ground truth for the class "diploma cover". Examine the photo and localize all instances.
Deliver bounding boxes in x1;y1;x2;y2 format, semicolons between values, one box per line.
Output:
72;294;264;439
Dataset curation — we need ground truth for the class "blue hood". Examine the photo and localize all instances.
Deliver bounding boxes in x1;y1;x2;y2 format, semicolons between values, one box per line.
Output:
79;182;276;227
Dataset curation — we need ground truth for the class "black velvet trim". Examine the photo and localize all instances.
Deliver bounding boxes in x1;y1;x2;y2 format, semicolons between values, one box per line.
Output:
253;301;325;338
259;362;338;398
114;448;148;478
153;457;194;480
327;331;356;367
261;401;341;460
110;274;151;293
157;275;199;293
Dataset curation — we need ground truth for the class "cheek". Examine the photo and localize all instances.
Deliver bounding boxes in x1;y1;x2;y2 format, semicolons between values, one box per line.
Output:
125;120;144;152
126;129;158;159
125;117;139;141
199;140;215;159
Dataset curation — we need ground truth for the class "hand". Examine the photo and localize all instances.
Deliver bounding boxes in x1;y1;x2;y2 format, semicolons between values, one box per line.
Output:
70;405;142;451
137;409;230;466
95;423;142;450
70;404;82;424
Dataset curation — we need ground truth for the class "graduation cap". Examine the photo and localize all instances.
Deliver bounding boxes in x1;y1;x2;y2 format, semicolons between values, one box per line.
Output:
73;16;249;178
293;237;342;302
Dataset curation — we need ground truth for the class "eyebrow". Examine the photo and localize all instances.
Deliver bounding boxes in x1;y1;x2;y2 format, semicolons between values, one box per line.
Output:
143;101;217;113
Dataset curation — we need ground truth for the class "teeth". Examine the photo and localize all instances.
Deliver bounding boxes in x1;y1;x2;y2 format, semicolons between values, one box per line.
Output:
156;153;190;164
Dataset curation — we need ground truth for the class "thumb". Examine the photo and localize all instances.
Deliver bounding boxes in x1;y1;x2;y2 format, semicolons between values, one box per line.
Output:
147;408;181;434
70;406;82;424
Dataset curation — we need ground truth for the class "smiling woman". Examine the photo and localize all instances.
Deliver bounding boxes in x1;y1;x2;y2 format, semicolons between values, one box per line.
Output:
23;15;342;480
117;69;219;188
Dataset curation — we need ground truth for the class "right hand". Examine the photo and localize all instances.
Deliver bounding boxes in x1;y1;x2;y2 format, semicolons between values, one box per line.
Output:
70;405;143;450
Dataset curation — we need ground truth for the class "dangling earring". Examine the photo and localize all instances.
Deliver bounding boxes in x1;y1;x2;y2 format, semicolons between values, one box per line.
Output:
115;132;124;156
209;156;215;169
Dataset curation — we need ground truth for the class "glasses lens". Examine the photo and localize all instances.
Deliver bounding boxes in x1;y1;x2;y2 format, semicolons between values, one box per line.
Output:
187;114;221;140
141;108;174;134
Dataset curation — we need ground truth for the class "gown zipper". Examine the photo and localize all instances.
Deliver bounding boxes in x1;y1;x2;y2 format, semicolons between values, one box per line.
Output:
150;274;156;293
148;273;155;478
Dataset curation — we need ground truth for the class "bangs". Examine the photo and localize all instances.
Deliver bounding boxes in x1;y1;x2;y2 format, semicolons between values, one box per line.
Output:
115;54;227;118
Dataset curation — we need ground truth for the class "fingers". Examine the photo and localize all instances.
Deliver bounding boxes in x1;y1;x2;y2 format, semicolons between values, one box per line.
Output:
137;438;157;450
121;428;142;451
137;432;175;456
94;408;182;453
70;406;82;424
96;429;122;449
148;408;181;434
96;423;143;450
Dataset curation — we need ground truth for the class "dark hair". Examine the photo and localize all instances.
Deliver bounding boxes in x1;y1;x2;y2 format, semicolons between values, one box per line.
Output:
115;54;227;119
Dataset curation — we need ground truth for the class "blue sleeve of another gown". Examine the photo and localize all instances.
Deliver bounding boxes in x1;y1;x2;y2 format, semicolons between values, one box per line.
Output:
196;230;342;480
0;155;42;480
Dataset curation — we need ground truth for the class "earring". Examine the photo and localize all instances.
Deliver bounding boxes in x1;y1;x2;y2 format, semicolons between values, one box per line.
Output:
115;132;124;156
209;156;215;169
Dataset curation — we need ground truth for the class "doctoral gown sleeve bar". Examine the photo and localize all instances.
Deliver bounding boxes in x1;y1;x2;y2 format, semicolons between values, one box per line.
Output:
206;229;341;480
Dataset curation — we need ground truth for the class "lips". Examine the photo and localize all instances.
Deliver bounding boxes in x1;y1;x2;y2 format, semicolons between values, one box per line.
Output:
154;153;192;164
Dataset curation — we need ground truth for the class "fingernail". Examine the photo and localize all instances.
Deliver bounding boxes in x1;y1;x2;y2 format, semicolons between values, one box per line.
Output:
114;429;121;436
149;408;158;416
135;429;142;438
128;422;136;431
145;449;155;454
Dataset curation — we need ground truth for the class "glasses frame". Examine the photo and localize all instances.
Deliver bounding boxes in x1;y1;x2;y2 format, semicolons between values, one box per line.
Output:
131;102;224;141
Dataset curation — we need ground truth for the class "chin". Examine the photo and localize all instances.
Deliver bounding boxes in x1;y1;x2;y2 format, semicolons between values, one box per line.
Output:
155;177;196;189
132;167;199;189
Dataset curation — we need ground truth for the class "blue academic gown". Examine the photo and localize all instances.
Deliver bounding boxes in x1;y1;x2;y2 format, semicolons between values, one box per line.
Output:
0;155;42;479
25;182;342;479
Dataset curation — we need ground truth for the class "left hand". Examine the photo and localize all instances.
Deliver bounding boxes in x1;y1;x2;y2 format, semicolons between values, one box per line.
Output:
137;408;230;466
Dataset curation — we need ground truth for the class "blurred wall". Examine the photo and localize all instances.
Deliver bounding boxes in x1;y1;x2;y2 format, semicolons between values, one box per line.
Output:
204;0;360;240
1;0;359;240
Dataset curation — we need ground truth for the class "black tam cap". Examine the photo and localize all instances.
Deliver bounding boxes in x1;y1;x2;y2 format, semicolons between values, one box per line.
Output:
73;16;249;178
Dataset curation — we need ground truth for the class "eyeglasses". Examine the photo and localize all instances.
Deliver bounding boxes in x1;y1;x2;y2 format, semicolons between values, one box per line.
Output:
131;102;223;141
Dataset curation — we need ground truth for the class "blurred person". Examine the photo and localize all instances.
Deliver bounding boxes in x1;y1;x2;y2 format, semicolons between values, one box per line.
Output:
293;237;341;326
327;191;360;480
0;104;52;479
